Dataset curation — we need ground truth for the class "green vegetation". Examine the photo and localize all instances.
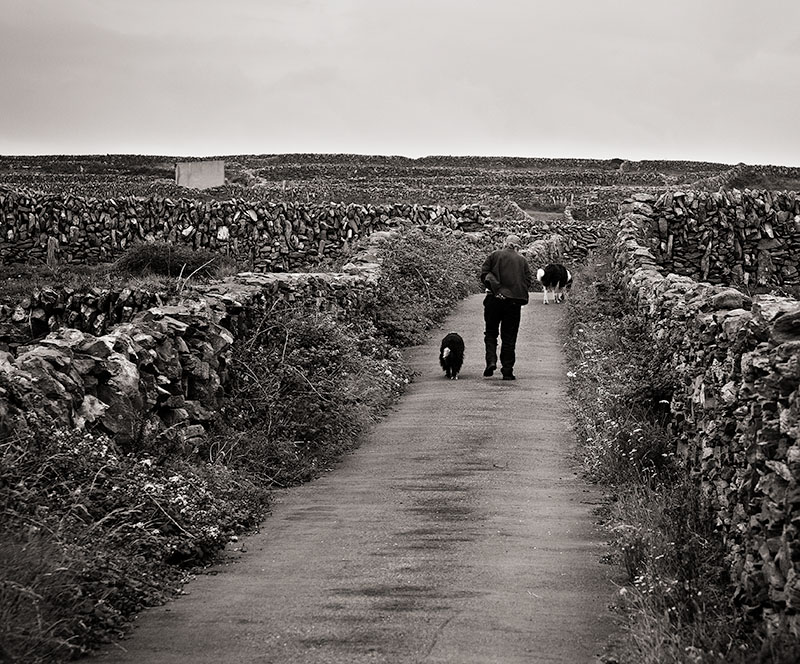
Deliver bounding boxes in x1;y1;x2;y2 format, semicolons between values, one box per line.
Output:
0;422;270;662
564;251;800;664
206;311;410;488
0;241;238;307
0;262;118;303
111;241;239;280
373;228;484;345
0;230;482;663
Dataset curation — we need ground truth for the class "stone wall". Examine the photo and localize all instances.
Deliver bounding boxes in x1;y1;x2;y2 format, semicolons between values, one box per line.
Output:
0;187;489;270
624;190;800;288
0;233;388;451
0;286;167;351
0;211;602;355
614;206;800;636
692;164;800;192
0;269;378;354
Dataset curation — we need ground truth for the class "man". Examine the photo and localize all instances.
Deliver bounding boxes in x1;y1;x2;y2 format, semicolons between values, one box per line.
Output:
480;234;532;380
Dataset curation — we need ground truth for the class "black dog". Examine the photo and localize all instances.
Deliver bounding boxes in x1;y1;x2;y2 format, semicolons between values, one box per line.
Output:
439;332;465;380
536;264;572;304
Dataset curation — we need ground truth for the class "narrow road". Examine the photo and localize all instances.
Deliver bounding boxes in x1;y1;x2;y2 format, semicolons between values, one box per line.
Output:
91;294;616;664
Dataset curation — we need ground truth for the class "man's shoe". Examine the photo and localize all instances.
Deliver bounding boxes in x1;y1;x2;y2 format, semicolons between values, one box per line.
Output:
502;373;516;380
483;364;496;377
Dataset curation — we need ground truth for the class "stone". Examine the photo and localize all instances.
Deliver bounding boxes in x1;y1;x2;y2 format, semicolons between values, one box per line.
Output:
96;353;144;441
709;289;752;311
74;394;108;428
771;310;800;345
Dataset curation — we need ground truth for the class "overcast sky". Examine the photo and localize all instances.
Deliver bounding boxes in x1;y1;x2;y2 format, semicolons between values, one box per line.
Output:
1;0;798;165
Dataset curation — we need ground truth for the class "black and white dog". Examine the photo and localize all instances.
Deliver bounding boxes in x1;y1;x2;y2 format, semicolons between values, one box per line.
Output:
536;264;572;304
439;332;465;380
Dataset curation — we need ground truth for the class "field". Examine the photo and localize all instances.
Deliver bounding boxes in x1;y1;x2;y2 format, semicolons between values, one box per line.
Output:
2;152;788;210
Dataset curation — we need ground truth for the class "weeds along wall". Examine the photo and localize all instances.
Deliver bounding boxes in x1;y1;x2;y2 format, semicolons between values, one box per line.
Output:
0;234;389;452
614;200;800;636
0;187;490;270
630;189;800;288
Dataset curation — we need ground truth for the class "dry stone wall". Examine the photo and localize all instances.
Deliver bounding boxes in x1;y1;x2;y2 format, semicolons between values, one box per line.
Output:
0;233;388;451
0;187;489;271
625;189;800;289
0;206;602;356
0;286;168;351
614;204;800;636
0;269;379;354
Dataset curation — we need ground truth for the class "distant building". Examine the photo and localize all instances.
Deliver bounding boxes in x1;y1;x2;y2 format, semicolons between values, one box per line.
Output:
175;159;225;189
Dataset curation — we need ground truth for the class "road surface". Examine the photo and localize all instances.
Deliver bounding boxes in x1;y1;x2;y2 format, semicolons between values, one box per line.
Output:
90;294;617;664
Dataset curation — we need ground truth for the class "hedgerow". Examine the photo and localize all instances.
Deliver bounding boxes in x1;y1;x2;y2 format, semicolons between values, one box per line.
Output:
206;310;411;486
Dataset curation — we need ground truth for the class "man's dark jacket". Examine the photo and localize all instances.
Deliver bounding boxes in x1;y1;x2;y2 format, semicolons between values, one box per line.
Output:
480;248;532;304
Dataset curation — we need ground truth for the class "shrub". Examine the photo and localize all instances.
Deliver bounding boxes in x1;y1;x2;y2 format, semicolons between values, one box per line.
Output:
113;241;238;279
563;257;676;484
0;423;270;662
207;308;410;486
372;228;484;346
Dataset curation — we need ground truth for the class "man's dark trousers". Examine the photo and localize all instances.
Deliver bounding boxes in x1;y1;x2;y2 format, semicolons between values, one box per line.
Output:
483;294;522;375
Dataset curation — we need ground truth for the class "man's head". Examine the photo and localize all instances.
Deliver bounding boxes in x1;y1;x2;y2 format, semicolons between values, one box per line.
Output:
503;234;521;250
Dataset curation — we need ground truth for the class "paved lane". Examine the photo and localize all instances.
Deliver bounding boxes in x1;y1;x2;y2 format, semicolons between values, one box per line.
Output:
90;294;616;664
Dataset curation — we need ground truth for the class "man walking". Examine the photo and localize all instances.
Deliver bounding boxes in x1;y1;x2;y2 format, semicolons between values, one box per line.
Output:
480;234;532;380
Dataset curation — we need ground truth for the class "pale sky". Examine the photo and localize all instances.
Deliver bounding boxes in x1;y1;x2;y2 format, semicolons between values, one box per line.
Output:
1;0;799;165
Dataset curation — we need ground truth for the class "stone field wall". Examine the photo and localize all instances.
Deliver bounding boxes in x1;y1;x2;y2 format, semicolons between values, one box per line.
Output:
614;199;800;635
0;270;378;353
0;187;491;271
627;189;800;289
0;233;388;452
0;186;609;274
